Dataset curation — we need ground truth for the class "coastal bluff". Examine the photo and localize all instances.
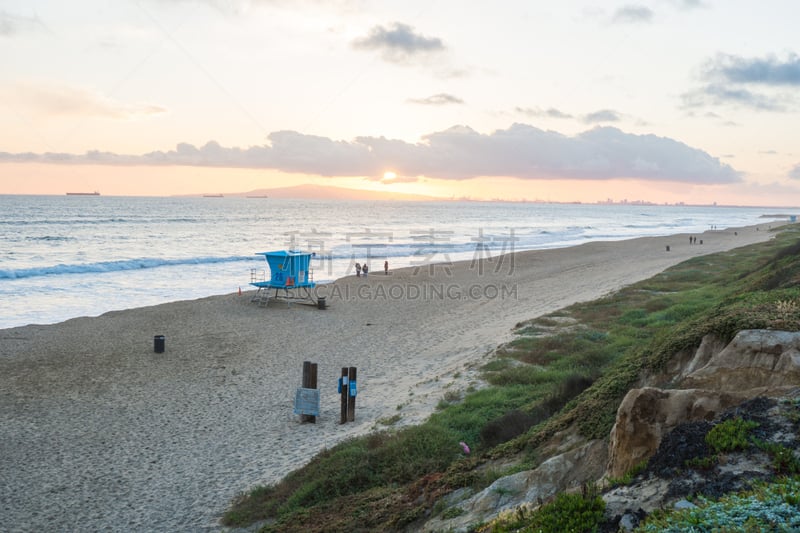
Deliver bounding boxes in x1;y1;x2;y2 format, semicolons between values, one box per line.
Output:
423;329;800;532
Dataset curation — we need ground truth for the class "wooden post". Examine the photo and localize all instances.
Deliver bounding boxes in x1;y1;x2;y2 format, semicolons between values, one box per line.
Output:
301;361;311;423
301;361;318;423
347;366;357;422
309;362;317;423
340;367;349;424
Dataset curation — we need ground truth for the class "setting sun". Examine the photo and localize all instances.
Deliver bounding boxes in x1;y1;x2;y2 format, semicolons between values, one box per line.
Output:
383;171;397;181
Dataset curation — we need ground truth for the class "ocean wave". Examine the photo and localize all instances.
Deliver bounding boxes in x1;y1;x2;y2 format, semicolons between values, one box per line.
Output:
25;235;75;242
0;255;257;280
0;216;207;226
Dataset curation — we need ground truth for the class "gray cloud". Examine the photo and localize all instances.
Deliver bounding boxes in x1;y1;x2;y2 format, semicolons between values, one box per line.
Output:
684;53;800;111
352;22;445;63
0;123;742;185
682;83;785;111
264;131;376;175
583;109;622;123
702;53;800;86
612;5;654;24
790;164;800;180
407;93;463;106
515;106;573;119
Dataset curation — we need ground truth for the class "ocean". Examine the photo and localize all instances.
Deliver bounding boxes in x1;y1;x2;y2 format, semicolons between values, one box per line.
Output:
0;195;790;330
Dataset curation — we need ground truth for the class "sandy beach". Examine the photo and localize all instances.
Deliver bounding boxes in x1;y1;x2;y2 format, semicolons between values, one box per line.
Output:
0;223;783;532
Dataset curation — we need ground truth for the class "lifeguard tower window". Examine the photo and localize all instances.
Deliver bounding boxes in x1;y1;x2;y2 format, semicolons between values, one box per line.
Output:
250;250;320;307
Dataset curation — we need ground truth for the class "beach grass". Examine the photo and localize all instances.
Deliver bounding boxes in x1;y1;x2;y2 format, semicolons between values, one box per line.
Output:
222;224;800;532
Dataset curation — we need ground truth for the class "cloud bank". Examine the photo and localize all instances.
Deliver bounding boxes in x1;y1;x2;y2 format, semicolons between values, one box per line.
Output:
0;123;741;184
684;52;800;111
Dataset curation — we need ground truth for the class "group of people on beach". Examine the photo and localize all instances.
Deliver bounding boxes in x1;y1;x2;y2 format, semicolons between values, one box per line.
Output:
355;260;389;277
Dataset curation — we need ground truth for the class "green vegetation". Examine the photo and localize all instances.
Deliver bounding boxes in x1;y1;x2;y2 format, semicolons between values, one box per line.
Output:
636;477;800;532
376;414;401;427
606;460;648;488
705;417;760;453
223;225;800;532
684;455;718;471
487;485;605;533
755;441;800;476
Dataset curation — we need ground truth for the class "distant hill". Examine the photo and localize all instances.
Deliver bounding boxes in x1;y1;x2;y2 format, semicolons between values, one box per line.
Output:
231;184;444;201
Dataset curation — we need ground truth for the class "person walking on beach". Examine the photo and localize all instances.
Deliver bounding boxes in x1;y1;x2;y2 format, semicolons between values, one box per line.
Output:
362;263;369;277
355;262;362;277
384;260;389;275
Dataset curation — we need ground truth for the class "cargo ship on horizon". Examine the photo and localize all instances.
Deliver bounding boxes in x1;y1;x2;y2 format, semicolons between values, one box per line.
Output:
66;191;100;196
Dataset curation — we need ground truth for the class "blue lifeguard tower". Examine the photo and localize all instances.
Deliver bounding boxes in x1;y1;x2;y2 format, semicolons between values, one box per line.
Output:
250;250;321;307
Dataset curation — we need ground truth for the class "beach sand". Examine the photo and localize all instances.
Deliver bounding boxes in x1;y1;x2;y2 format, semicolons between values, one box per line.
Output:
0;223;782;531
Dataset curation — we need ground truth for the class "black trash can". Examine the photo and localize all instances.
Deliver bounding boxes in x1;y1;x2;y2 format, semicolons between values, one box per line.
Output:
154;335;165;353
317;297;327;310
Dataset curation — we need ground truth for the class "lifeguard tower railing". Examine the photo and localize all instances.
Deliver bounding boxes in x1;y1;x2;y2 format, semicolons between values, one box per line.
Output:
250;250;318;307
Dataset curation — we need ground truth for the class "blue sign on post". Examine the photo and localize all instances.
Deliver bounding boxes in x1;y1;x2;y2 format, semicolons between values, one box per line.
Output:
349;380;357;397
294;387;320;417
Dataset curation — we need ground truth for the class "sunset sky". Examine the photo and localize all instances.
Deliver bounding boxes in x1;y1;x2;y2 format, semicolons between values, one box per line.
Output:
1;0;799;204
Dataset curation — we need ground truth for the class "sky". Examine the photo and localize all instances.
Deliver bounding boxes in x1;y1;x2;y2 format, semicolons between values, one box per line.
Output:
1;0;799;205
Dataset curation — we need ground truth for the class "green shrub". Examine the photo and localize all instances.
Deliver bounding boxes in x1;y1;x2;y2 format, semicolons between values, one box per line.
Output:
490;486;605;532
755;440;800;475
705;418;759;453
480;410;538;448
684;455;718;470
607;460;648;487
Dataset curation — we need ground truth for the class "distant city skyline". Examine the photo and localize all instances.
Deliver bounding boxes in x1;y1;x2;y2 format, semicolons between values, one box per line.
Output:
1;1;799;206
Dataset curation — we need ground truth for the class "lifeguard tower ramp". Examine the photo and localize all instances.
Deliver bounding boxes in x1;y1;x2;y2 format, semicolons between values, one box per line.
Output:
250;250;318;307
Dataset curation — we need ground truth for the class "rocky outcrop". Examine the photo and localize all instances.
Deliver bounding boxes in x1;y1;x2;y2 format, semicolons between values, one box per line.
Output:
422;440;607;532
645;333;728;387
681;329;800;394
601;330;800;529
602;395;799;531
605;387;745;479
607;329;800;479
422;330;800;532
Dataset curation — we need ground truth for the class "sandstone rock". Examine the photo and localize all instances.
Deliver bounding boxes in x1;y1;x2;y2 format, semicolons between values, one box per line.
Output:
603;392;800;532
681;330;800;394
605;387;745;479
423;439;607;532
646;333;728;388
603;476;672;524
